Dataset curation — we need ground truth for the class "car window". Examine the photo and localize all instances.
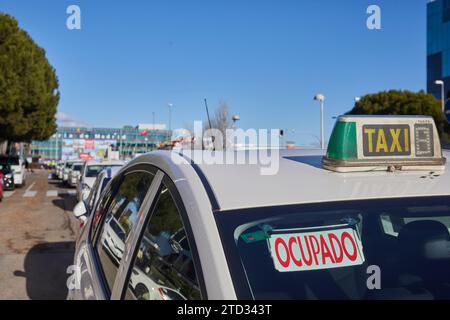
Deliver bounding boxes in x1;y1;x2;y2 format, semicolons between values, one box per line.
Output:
86;165;106;178
215;196;450;300
88;177;112;212
0;156;19;166
87;174;103;210
95;171;154;293
90;182;115;240
124;183;201;300
73;164;83;171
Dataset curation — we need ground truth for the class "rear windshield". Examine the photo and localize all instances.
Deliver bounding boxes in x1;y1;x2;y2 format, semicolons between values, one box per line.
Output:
73;164;83;171
65;162;74;169
0;156;19;166
0;165;12;174
216;196;450;300
86;165;120;178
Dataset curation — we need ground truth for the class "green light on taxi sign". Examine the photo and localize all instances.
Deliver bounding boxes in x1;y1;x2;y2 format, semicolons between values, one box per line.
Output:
326;121;357;161
323;115;446;173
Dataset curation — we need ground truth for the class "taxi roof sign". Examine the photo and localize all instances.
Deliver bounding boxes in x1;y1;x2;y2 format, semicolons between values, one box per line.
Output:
323;115;446;172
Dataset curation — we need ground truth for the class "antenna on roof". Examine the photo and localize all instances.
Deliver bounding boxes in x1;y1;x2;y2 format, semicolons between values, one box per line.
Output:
204;98;215;151
204;98;212;130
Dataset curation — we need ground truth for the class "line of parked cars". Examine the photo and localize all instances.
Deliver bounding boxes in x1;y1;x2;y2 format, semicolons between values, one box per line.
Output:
54;159;125;201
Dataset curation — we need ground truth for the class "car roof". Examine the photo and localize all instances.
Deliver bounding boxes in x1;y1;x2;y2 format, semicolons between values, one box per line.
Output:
132;149;450;212
85;160;125;166
99;166;122;179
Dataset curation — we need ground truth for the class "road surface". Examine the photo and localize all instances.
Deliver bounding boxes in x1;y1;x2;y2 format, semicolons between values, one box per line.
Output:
0;170;79;300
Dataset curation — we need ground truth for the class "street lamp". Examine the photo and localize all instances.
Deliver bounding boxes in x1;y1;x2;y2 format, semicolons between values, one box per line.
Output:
435;80;445;113
314;94;325;150
232;115;240;129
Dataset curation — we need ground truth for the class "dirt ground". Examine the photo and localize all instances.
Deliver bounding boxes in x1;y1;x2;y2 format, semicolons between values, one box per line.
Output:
0;170;79;300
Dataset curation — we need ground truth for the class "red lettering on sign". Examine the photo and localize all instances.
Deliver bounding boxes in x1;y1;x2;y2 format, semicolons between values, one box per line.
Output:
328;233;343;263
299;236;313;266
341;231;358;261
275;238;290;268
288;237;303;267
270;229;363;271
309;235;320;266
320;234;335;264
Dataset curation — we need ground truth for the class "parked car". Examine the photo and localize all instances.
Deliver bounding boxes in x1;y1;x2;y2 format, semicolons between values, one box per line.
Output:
0;164;15;191
69;116;450;300
56;161;65;180
73;166;122;232
62;160;84;185
85;166;122;213
77;160;124;201
0;155;26;187
68;162;85;188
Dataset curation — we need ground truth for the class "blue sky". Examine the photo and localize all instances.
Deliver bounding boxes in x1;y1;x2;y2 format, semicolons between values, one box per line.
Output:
0;0;428;146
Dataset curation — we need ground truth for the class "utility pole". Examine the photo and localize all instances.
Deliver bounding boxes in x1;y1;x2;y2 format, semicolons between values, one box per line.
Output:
314;94;326;150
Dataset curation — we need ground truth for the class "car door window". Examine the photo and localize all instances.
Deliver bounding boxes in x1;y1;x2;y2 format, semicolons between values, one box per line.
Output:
87;174;102;210
95;171;154;293
124;183;201;300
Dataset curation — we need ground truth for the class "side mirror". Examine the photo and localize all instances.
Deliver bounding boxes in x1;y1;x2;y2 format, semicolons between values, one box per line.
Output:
73;201;88;219
81;184;91;201
82;188;90;201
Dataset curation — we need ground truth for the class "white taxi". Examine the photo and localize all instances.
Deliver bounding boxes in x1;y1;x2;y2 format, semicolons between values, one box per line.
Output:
77;160;125;201
69;116;450;300
68;162;85;188
62;160;83;184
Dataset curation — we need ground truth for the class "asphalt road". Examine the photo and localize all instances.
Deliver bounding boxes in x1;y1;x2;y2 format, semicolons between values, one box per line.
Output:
0;170;79;300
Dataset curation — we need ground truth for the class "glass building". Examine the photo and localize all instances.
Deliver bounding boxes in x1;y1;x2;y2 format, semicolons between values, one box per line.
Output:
427;0;450;99
31;125;171;160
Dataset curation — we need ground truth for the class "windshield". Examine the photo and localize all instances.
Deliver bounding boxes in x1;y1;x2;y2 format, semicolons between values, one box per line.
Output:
0;165;12;174
0;156;19;166
86;165;120;178
65;162;74;169
73;164;83;171
215;196;450;300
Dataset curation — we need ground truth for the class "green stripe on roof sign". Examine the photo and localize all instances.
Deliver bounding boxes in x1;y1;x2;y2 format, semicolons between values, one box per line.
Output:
326;121;357;160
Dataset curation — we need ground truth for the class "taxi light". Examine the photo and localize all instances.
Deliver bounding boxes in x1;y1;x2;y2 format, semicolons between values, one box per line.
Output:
323;115;447;172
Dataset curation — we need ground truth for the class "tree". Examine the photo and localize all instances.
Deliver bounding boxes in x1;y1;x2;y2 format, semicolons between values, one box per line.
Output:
0;13;59;144
204;101;232;150
347;90;450;143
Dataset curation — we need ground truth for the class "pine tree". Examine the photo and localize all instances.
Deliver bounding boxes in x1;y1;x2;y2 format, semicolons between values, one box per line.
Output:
0;13;59;144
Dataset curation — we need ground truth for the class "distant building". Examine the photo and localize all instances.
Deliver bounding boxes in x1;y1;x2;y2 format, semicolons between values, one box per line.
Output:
31;125;171;160
427;0;450;99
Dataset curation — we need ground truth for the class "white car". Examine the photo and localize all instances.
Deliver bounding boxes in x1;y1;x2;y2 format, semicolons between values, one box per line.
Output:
56;161;65;180
62;160;84;184
68;162;85;187
69;116;450;300
0;156;27;187
85;166;122;213
73;166;123;235
77;160;124;201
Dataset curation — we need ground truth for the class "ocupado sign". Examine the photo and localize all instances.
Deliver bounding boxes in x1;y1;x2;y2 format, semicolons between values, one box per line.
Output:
268;228;365;272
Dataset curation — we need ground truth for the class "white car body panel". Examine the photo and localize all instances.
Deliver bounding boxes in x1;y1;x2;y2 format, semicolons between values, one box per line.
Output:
70;149;450;300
